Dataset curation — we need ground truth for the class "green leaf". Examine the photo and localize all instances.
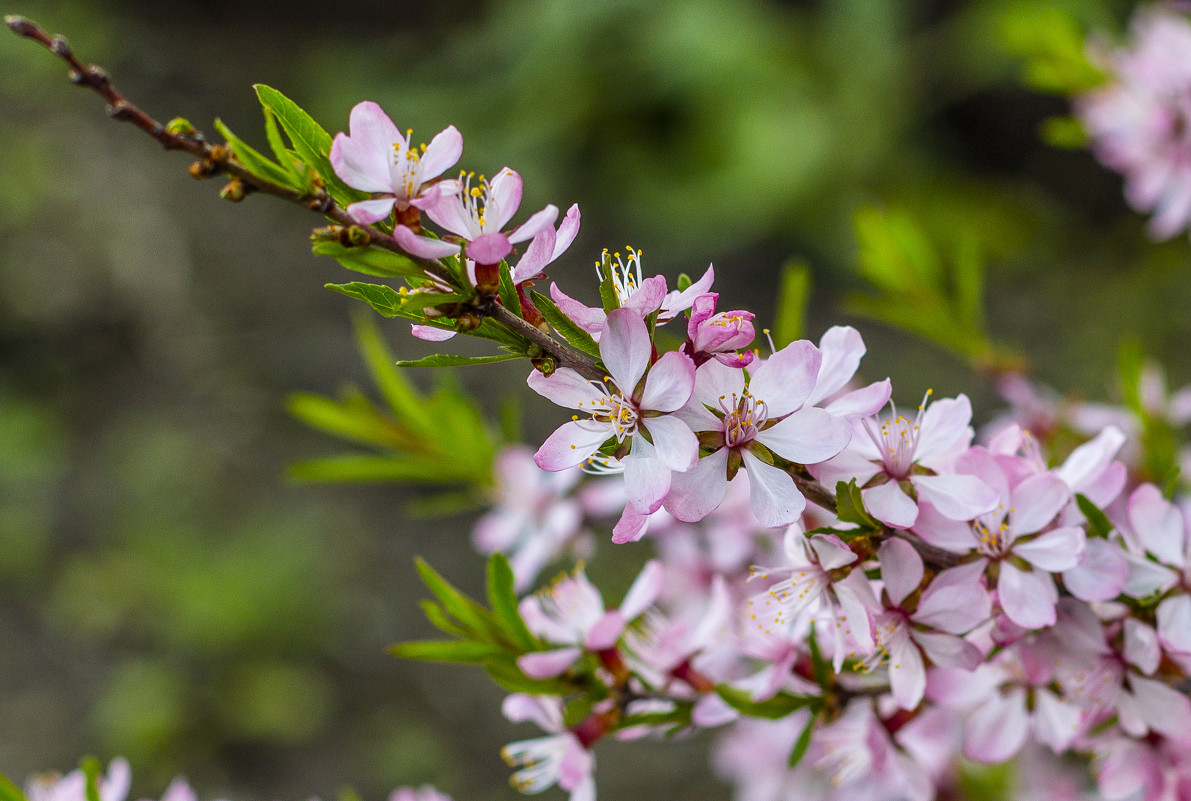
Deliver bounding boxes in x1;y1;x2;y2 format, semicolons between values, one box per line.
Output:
676;273;692;292
854;207;942;292
998;5;1104;94
254;84;365;206
396;353;522;368
788;711;817;768
806;623;830;690
420;600;469;637
285;391;417;450
353;314;434;432
714;685;821;720
835;479;881;531
81;758;102;801
312;240;423;278
618;706;692;733
531;290;602;359
415;557;502;640
0;774;28;801
563;696;595;727
498;261;522;319
488;553;536;651
263;107;298;176
1040;116;1089;149
395;292;463;314
1076;493;1114;540
772;260;811;349
389;640;506;663
325;282;406;317
598;257;621;314
287;454;484;484
213;118;298;188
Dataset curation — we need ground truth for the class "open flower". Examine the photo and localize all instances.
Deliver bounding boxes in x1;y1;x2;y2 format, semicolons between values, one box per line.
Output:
528;308;697;516
501;694;596;801
330;101;462;225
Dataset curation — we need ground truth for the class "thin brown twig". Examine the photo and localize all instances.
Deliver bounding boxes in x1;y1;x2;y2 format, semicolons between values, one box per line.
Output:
5;13;606;382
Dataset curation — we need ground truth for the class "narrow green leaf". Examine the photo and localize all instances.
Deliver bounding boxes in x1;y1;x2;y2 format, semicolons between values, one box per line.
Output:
773;260;811;349
788;711;817;768
531;290;602;359
396;292;463;314
285;391;415;449
81;759;102;801
213;118;297;188
498;260;522;319
835;479;880;530
675;272;692;292
325;282;406;317
0;774;28;801
287;455;484;485
420;600;469;637
254;84;365;206
396;353;522;368
807;623;830;690
313;240;423;278
353;314;435;432
1076;493;1114;540
618;706;693;732
263;107;298;176
415;557;501;639
488;553;536;651
1040;116;1089;149
389;639;506;663
714;685;821;720
599;272;621;314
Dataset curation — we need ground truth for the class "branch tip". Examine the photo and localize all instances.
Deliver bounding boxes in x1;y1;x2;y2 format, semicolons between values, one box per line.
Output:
4;14;35;35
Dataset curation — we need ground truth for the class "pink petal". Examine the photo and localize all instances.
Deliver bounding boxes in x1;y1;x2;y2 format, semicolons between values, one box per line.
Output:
418;124;463;180
1124;618;1161;675
998;562;1057;630
663;449;730;523
1128;674;1191;742
878;538;924;608
755;406;851;465
1062;537;1128;601
621;275;667;318
486;168;523;231
620;560;663;618
465;231;512;265
601;308;651;396
911;500;978;553
806;325;867;406
1007;473;1070;537
1013;525;1085;572
911;630;981;669
624;436;670;513
518;647;583;678
807;447;883;490
1031;688;1081;752
913;559;991;634
640;415;698;473
741;450;805;528
1122;552;1179;598
808;533;859;570
534;420;611;470
411;324;457;341
964;689;1029;763
888;630;927;710
511;225;557;283
915;395;974;461
640;351;695;413
1128;483;1187;567
552;204;581;259
508;204;560;245
822;379;892;419
1157;594;1191;654
527;366;606;409
419;181;474;238
659;265;714;319
1056;425;1126;494
610;504;650;544
585;610;626;650
502;693;563;730
393;224;461;259
346;196;398;225
911;473;999;522
863;481;919;529
549;283;607;337
747;339;821;418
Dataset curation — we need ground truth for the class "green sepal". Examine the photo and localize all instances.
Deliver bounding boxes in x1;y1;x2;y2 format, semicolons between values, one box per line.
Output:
598;261;621;314
312;240;423;278
531;290;602;359
835;479;881;530
1076;493;1114;540
0;774;28;801
714;684;821;720
498;261;522;319
788;711;817;768
325;282;406;317
675;273;692;292
773;260;811;350
563;696;595;728
396;353;523;368
487;553;537;651
388;640;507;663
253;84;366;206
213;118;297;189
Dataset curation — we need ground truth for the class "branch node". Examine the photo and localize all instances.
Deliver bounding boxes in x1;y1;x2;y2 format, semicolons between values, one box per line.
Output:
48;34;71;57
106;101;132;120
86;65;111;87
67;69;85;85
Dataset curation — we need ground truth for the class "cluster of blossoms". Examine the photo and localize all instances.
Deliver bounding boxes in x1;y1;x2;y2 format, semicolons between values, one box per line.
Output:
317;92;1191;801
1077;4;1191;240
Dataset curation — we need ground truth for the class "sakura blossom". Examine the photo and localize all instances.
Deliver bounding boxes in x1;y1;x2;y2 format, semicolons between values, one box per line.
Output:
501;694;596;801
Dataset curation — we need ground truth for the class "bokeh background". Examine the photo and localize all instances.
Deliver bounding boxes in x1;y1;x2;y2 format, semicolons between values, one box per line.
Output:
0;0;1184;799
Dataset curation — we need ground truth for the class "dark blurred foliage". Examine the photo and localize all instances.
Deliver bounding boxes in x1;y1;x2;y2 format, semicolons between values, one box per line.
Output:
1;0;1187;800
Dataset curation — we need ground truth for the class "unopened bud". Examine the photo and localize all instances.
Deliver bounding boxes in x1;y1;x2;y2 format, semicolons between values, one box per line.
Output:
165;117;197;137
207;144;229;163
346;226;371;246
220;179;247;202
106;101;132;121
86;65;110;87
456;312;481;332
188;160;218;179
49;35;71;57
531;356;556;376
4;15;36;36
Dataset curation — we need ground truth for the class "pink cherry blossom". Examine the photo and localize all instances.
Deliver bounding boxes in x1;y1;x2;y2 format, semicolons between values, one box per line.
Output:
682;292;756;368
330;101;462;225
501;694;596;801
528;308;697;517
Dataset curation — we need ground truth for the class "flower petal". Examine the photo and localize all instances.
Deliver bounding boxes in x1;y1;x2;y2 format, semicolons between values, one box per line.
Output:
640;415;699;473
863;481;919;529
466;231;513;265
741;450;805;528
822;378;893;419
639;351;695;413
1013;525;1085;572
1062;537;1128;601
534;420;611;471
393;224;462;259
508;204;560;245
527;366;606;409
878;538;924;608
418;124;463;180
601;308;651;396
346;196;398;225
518;647;583;678
624;435;671;513
663;448;729;523
911;473;999;522
486;167;523;231
1128;482;1187;567
998;562;1057;630
913;559;991;634
411;324;457;341
747;339;821;418
1007;473;1070;537
755;406;851;465
964;689;1028;763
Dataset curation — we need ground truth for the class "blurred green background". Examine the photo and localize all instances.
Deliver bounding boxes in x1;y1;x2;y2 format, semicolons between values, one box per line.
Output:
0;0;1184;799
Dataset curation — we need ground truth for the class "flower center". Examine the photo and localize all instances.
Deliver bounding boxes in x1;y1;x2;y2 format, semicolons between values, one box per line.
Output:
391;130;427;198
456;170;499;234
972;508;1011;558
719;389;767;448
596;246;644;306
862;389;931;479
576;381;640;442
